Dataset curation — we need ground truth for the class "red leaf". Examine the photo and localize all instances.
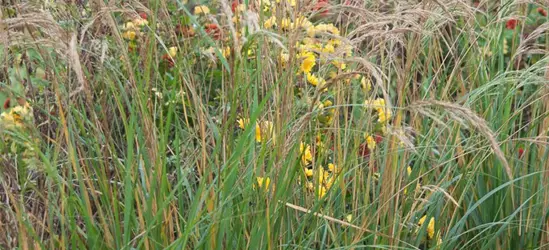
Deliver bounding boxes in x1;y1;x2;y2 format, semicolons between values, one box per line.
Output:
3;98;10;109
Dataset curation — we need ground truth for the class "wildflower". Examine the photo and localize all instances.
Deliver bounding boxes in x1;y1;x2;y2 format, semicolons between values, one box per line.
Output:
1;102;32;130
306;73;322;86
281;18;291;30
194;5;210;15
418;216;435;239
298;52;316;74
361;76;372;92
264;16;277;29
292;16;312;30
237;118;249;129
222;46;231;59
123;21;136;30
407;166;412;176
300;142;313;165
503;39;509;55
316;185;327;198
538;7;548;17
327;163;339;174
279;52;289;67
365;134;376;150
506;19;518;30
304;168;313;177
255;177;271;191
122;30;137;40
518;147;525;158
168;47;178;57
255;120;274;143
345;214;353;223
365;98;392;123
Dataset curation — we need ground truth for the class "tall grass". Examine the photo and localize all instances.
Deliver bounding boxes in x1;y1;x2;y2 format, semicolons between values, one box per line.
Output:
1;0;549;249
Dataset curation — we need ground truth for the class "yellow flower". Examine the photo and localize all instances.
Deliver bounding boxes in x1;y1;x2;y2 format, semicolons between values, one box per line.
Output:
306;73;320;86
365;98;392;124
304;168;313;177
327;163;338;173
365;134;376;150
122;30;137;40
292;16;312;30
168;47;178;57
418;216;435;239
279;52;289;67
317;185;327;198
281;18;291;30
123;21;136;30
255;177;271;191
222;46;231;58
298;52;316;74
194;5;210;15
407;166;412;176
345;214;353;223
360;76;372;92
256;120;274;143
322;44;335;54
1;103;32;130
264;16;277;29
237;118;249;129
300;142;313;165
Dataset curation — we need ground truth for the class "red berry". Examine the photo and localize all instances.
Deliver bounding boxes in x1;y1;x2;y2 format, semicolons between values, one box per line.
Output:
139;12;147;20
538;7;548;17
518;147;525;158
506;19;518;30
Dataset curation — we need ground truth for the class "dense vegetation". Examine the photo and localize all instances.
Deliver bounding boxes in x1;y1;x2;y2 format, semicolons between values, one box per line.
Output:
2;1;549;249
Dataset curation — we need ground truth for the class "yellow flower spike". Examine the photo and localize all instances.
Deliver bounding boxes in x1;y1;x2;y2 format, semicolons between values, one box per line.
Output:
323;100;333;107
237;118;249;129
317;185;327;198
168;47;178;57
255;177;271;191
281;18;291;30
194;5;210;15
418;216;435;239
407;166;412;176
328;163;337;173
255;123;262;142
264;16;277;29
